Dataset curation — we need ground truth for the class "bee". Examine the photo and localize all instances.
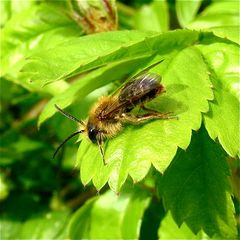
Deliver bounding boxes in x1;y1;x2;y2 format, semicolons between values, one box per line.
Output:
53;61;176;164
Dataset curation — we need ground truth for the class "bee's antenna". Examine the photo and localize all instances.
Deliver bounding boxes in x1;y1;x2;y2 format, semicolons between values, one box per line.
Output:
53;130;84;159
55;104;85;126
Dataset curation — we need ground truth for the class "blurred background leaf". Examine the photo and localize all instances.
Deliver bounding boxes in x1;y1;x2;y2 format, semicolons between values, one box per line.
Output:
68;184;150;239
176;0;202;28
134;0;169;32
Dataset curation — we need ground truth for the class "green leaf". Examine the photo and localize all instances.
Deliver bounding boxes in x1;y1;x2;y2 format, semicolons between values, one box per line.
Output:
187;2;240;44
0;219;22;240
198;2;239;16
22;30;153;85
160;127;237;238
0;175;9;200
0;129;44;165
0;0;10;27
1;4;79;75
7;0;37;14
1;4;80;91
0;0;37;27
198;43;240;157
68;186;150;239
22;29;199;85
67;197;97;239
159;212;209;239
134;0;169;32
187;1;240;29
18;210;70;239
207;26;240;45
176;0;202;27
38;55;152;127
189;13;239;29
78;46;213;192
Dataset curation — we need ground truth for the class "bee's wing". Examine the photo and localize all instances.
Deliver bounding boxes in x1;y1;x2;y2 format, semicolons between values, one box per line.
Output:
102;73;161;118
110;59;164;96
118;73;161;103
99;97;128;119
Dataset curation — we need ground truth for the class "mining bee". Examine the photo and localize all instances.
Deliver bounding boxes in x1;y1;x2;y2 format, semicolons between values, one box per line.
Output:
53;60;176;164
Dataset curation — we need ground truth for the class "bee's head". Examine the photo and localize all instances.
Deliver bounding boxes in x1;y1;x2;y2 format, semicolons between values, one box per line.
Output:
87;122;99;143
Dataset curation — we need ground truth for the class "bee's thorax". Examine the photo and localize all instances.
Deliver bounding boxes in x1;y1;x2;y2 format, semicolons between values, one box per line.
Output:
87;96;122;142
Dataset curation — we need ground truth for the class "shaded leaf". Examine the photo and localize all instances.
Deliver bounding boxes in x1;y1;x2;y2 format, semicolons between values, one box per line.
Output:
0;129;44;165
160;127;237;238
140;196;165;240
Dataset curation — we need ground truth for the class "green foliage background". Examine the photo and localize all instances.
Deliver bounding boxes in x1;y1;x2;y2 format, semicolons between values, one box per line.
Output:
0;0;239;239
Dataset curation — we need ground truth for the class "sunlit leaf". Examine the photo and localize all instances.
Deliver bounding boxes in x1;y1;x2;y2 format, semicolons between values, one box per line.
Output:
199;2;239;16
189;13;239;29
0;0;37;27
0;0;10;27
68;186;150;239
206;26;240;45
22;29;199;85
1;2;239;240
78;46;213;192
38;29;200;127
22;30;153;85
0;4;80;92
198;43;240;157
187;2;240;44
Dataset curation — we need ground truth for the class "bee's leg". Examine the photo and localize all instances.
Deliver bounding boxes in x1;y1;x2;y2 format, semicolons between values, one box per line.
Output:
119;112;175;124
97;134;106;165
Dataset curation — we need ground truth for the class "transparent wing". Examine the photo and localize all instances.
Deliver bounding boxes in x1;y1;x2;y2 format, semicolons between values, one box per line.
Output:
101;72;162;118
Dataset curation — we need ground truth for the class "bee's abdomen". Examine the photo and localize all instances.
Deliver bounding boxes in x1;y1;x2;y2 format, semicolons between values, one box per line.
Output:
119;73;164;107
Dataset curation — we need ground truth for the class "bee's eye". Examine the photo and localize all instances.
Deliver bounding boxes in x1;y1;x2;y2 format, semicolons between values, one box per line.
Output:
88;125;98;143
